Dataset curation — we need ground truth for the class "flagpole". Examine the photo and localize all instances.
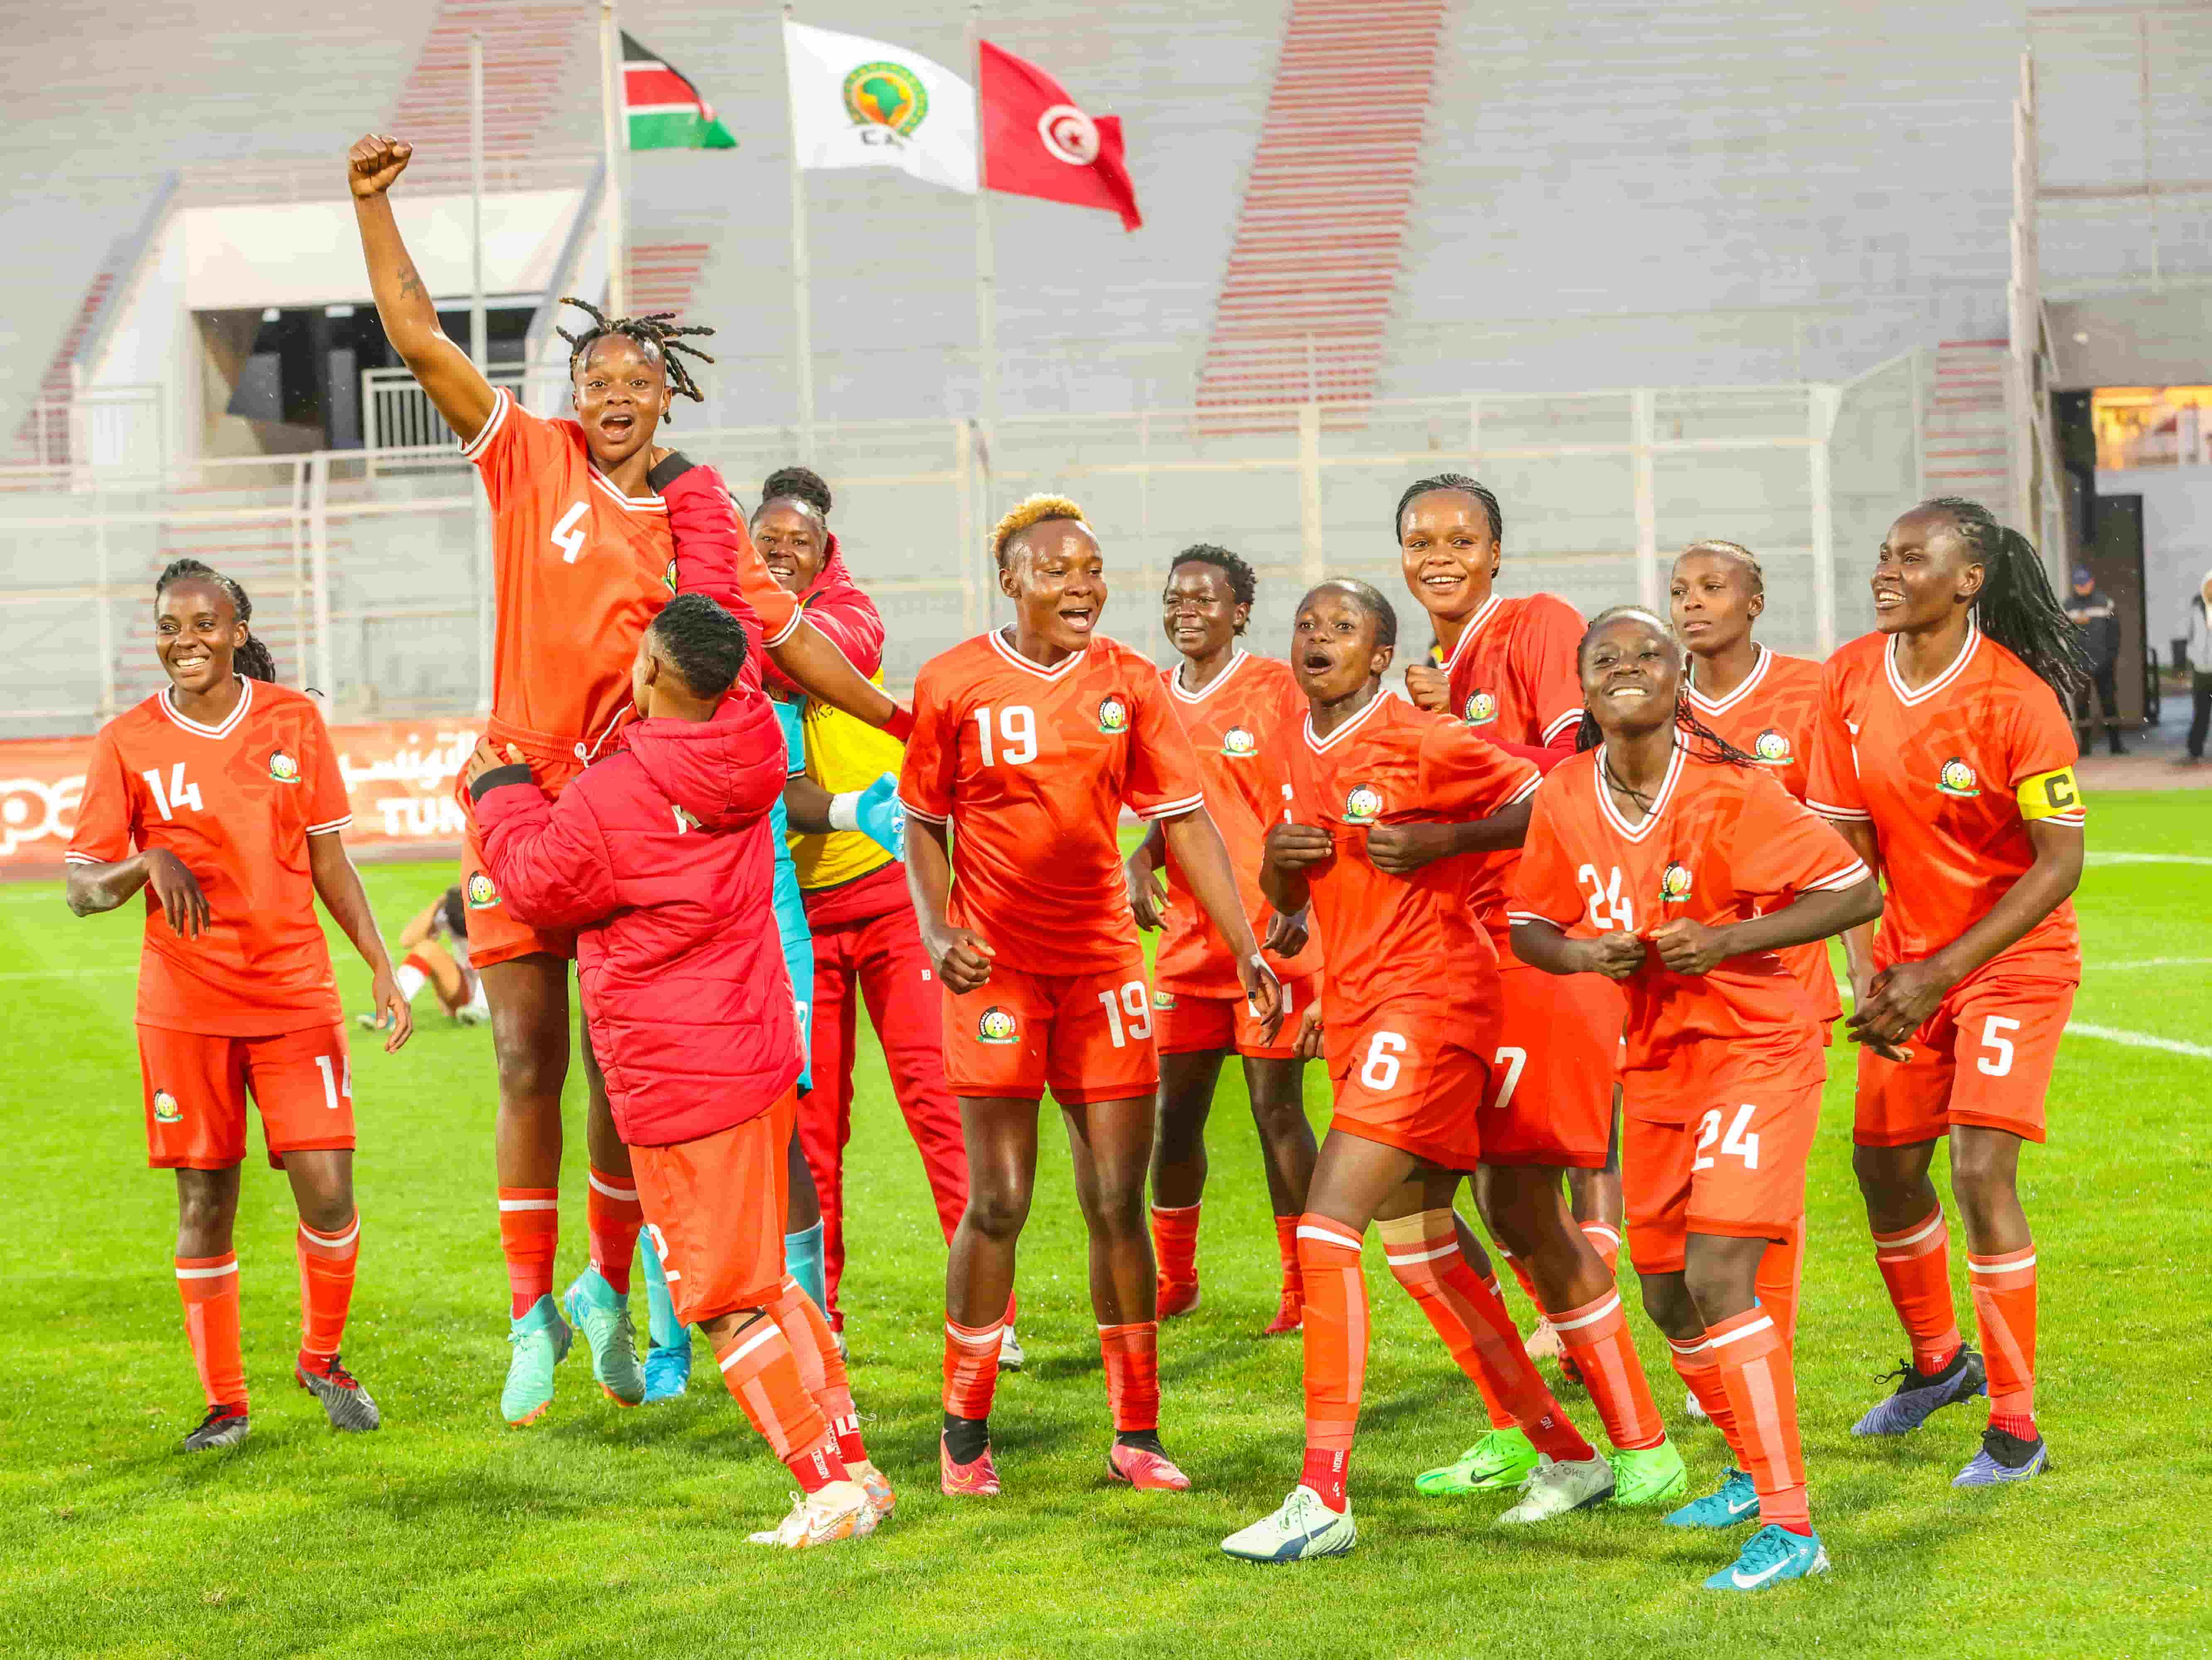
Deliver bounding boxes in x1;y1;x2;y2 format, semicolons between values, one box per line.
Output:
782;3;817;460
968;3;1000;439
598;0;628;316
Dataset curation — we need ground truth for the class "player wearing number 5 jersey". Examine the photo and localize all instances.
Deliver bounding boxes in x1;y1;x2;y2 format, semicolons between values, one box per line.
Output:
902;496;1283;1499
67;561;413;1453
1511;606;1881;1593
1809;499;2089;1490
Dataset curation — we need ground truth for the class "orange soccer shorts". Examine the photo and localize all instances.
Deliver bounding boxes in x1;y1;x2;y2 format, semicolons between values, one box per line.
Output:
1855;963;2076;1148
458;723;588;969
631;1091;797;1326
1153;974;1318;1062
943;948;1159;1106
1621;1038;1824;1276
1478;960;1626;1170
137;1021;354;1171
1326;1000;1498;1173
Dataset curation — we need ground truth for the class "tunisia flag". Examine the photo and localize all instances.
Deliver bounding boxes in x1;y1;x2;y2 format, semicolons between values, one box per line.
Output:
978;41;1142;231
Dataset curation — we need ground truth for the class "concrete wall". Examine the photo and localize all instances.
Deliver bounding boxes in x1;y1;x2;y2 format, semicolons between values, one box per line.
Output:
2100;466;2212;666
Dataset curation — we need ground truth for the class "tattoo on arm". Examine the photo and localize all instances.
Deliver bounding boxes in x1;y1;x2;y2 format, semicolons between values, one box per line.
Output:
396;264;425;301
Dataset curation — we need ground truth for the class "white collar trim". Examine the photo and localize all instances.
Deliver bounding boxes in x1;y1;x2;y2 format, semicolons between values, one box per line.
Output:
159;677;254;739
1591;736;1685;843
1686;644;1770;715
1304;687;1388;753
1885;615;1980;706
1170;648;1248;703
1442;592;1505;674
987;629;1086;682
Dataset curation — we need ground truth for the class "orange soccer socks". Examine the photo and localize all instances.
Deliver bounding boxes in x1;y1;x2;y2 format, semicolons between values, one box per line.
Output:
1758;1224;1806;1347
586;1169;643;1296
1098;1322;1161;1433
768;1276;868;1467
1667;1333;1743;1456
498;1187;559;1317
942;1316;1004;1425
1580;1220;1623;1278
1295;1216;1366;1510
716;1316;847;1494
177;1253;247;1410
1969;1245;2038;1438
1707;1306;1809;1535
1551;1289;1668;1452
1271;1213;1305;1322
1872;1206;1963;1375
1150;1203;1201;1308
295;1213;360;1371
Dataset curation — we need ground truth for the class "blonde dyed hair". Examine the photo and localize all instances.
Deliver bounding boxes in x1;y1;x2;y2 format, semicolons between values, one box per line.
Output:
990;493;1091;569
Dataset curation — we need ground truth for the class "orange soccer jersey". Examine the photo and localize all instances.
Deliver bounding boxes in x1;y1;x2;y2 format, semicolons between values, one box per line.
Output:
1508;744;1869;1086
68;680;351;1035
1806;619;2084;976
1685;644;1840;1027
1153;649;1322;998
899;630;1206;974
1441;591;1586;948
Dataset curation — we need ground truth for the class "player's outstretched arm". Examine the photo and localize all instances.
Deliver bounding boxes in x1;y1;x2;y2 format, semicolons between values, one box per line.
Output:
348;133;497;446
308;832;412;1052
1164;806;1283;1040
65;850;208;935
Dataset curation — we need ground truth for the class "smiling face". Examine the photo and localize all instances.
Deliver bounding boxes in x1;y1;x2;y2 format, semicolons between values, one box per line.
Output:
1161;561;1246;663
1291;586;1393;704
1398;488;1499;625
1579;614;1682;742
1873;505;1983;635
753;500;827;595
1002;520;1107;654
1669;550;1764;657
570;334;672;471
155;579;244;698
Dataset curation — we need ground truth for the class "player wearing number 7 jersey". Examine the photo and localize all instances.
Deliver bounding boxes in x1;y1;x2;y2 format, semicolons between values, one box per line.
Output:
1809;499;2088;1490
1510;605;1881;1592
902;496;1283;1499
66;561;414;1452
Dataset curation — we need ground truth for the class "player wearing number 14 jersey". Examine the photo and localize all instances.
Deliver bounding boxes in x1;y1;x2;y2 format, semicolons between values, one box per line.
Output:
902;496;1281;1498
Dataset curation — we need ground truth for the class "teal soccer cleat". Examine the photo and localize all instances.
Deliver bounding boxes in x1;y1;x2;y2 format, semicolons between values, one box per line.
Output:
1664;1466;1760;1529
563;1267;645;1407
1703;1523;1830;1592
502;1294;573;1426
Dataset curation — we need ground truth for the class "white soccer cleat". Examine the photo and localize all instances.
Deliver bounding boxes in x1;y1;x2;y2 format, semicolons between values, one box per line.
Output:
1494;1454;1617;1525
1684;1389;1711;1424
747;1480;881;1549
1524;1318;1564;1362
998;1326;1025;1370
1220;1485;1357;1562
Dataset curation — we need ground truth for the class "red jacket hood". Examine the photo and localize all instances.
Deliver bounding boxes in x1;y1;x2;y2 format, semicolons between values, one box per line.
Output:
620;693;785;835
764;532;887;696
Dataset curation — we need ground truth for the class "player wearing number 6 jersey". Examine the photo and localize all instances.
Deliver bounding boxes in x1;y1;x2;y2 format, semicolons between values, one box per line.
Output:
1809;499;2089;1489
66;561;413;1452
1223;581;1611;1565
902;496;1283;1498
1511;606;1881;1592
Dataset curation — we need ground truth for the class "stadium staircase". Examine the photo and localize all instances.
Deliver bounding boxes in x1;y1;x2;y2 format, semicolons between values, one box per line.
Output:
1922;338;2014;508
388;2;594;163
1193;0;1449;415
627;243;708;320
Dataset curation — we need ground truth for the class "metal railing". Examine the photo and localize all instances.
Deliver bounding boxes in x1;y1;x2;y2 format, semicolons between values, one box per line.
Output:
5;384;166;476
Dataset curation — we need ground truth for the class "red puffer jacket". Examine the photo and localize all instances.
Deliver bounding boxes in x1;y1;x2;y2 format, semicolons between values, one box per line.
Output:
471;692;803;1147
766;534;884;696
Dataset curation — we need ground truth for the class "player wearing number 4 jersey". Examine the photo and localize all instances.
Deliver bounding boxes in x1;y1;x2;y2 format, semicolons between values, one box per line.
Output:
68;561;413;1452
1810;499;2089;1489
1511;605;1882;1592
1223;581;1636;1565
903;496;1283;1498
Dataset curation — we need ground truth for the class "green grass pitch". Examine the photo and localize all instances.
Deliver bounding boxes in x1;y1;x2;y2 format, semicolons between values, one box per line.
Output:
2;793;2206;1658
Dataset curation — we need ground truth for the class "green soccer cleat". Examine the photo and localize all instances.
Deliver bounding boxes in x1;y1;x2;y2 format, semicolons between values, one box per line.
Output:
563;1267;645;1407
1220;1486;1358;1563
1415;1427;1540;1495
1664;1466;1760;1529
502;1294;573;1426
1607;1438;1689;1508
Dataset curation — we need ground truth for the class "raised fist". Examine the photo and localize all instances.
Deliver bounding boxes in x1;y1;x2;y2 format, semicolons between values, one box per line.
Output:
349;133;413;199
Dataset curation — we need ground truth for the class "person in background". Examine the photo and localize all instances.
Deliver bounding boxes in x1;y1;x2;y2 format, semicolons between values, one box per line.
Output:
2180;567;2212;768
2062;566;2126;757
358;885;489;1028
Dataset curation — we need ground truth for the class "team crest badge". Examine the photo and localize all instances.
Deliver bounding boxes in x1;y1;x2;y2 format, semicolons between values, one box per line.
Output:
1938;757;1980;798
1097;696;1130;735
843;61;930;143
1463;689;1498;727
1659;861;1694;904
663;558;678;594
1752;729;1792;765
465;871;500;910
1153;989;1177;1011
978;1006;1019;1046
267;749;299;783
152;1089;181;1124
1222;726;1258;758
1343;783;1384;825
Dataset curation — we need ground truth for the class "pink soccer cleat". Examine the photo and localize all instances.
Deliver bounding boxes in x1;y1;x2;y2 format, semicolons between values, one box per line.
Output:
941;1433;1001;1497
1259;1289;1304;1338
1108;1439;1193;1492
1157;1279;1202;1320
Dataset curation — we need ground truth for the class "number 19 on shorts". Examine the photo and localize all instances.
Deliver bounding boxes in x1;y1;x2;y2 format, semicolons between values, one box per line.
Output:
1096;981;1153;1048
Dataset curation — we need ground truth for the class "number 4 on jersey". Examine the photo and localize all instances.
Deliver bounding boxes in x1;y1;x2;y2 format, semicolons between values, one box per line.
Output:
141;764;203;821
551;501;589;564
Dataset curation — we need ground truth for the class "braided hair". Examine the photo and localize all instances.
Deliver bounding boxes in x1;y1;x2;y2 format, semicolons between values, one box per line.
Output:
1572;604;1759;768
760;466;832;518
1919;498;2089;700
1679;538;1765;599
1393;473;1503;544
1166;543;1256;629
155;558;276;683
556;297;716;410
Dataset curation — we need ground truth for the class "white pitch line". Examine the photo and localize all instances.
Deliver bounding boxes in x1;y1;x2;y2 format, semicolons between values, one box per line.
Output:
2065;1023;2212;1060
2095;957;2212;972
2085;852;2212;867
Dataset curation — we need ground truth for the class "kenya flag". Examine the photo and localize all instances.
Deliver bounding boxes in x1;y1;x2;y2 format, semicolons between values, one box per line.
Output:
623;32;737;150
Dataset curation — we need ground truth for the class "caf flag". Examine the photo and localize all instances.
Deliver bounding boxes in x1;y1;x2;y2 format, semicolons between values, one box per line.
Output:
978;41;1141;231
622;32;737;149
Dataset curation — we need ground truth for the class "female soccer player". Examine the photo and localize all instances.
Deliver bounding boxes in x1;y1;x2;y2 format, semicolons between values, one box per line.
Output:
356;885;488;1027
902;495;1282;1497
1808;499;2088;1488
1391;476;1672;1505
67;560;413;1451
1511;605;1881;1592
1123;544;1320;1335
349;131;908;1426
1222;579;1606;1564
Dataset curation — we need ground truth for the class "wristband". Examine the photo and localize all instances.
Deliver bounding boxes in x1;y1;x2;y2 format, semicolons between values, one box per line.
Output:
883;704;916;743
828;791;861;833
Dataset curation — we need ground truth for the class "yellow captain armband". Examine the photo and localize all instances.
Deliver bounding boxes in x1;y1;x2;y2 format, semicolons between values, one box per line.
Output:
2016;766;2083;821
